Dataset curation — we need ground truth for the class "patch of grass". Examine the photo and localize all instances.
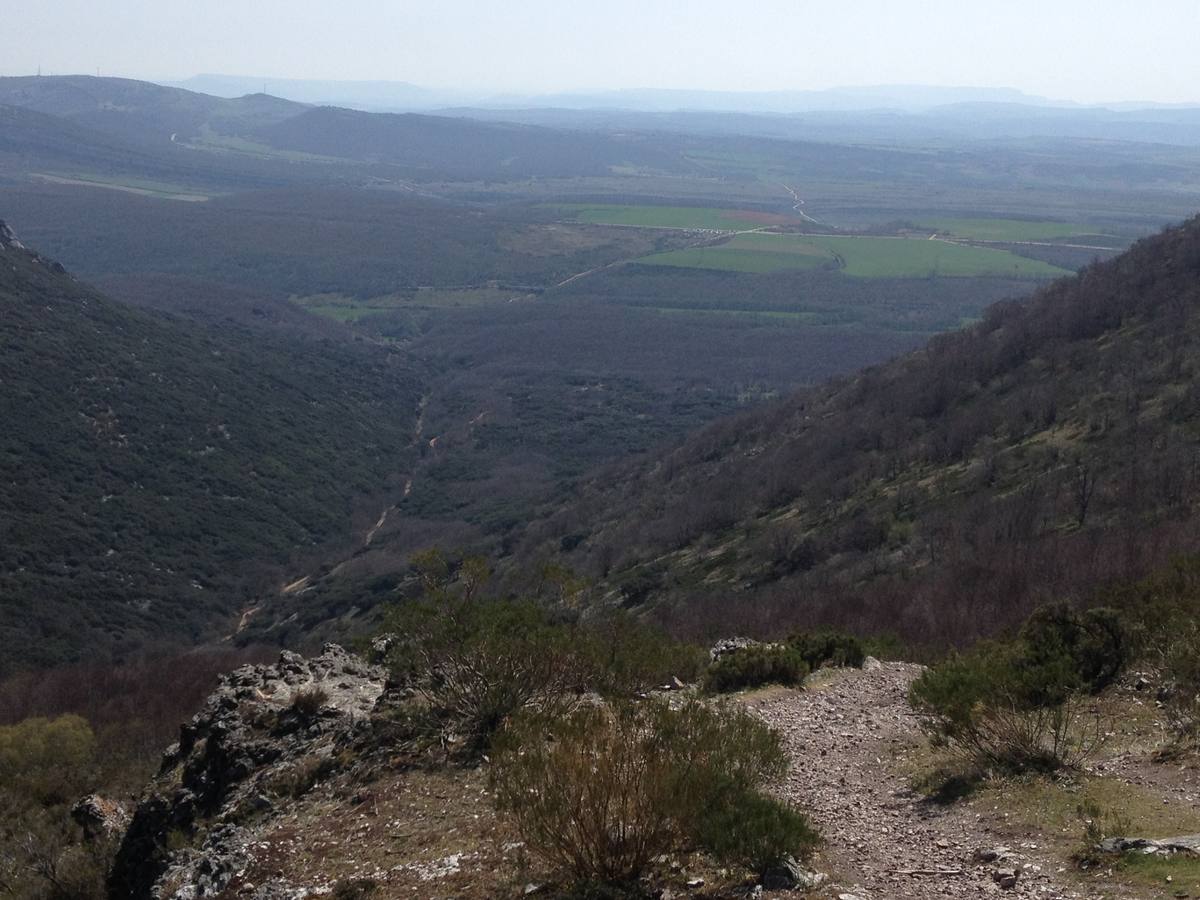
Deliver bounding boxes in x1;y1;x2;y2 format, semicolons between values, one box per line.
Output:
639;232;1071;278
980;774;1200;841
1113;852;1200;895
33;173;212;202
917;217;1109;242
293;287;521;321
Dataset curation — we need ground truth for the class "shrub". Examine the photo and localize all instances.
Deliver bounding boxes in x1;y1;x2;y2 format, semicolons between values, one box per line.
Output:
702;645;808;694
1019;605;1125;694
910;640;1104;773
268;755;337;799
289;686;330;720
574;614;708;696
0;715;108;900
691;789;819;874
383;596;582;757
1072;800;1132;868
789;630;866;670
0;715;96;805
330;878;378;900
1160;623;1200;747
490;699;811;887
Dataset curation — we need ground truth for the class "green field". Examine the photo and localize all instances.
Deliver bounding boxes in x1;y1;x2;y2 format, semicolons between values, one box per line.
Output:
640;242;834;274
916;216;1111;242
641;232;1072;278
554;203;797;231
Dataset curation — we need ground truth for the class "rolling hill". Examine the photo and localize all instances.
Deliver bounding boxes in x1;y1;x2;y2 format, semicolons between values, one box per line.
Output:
0;221;424;675
510;215;1200;647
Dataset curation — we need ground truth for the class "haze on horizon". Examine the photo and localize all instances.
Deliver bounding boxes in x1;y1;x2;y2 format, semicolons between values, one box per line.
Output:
5;0;1200;106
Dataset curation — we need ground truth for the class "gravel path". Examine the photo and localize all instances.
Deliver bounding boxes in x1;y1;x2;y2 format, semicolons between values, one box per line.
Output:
751;662;1086;900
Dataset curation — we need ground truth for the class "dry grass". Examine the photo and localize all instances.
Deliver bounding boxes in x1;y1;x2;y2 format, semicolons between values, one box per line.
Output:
213;761;781;899
903;684;1200;900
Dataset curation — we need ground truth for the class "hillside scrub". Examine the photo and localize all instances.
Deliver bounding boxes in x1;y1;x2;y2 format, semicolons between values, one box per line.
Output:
490;699;817;888
524;217;1200;652
0;715;108;900
789;630;866;670
1160;624;1200;749
1099;557;1200;748
909;605;1122;773
380;551;708;756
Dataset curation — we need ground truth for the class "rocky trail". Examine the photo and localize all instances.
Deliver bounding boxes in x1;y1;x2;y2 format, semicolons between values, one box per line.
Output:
753;663;1084;900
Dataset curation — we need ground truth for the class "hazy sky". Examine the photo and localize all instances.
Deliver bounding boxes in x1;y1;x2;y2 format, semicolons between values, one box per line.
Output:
5;0;1200;104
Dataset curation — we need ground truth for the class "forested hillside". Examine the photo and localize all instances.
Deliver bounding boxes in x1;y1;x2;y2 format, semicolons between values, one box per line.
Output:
0;223;423;674
515;216;1200;646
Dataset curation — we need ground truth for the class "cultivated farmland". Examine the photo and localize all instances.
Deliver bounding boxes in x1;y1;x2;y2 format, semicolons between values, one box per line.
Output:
554;203;799;230
914;216;1116;243
641;232;1073;278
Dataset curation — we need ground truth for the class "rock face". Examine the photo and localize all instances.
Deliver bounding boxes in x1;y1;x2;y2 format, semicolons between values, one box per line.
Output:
108;645;386;900
72;794;131;839
1098;834;1200;855
709;636;762;661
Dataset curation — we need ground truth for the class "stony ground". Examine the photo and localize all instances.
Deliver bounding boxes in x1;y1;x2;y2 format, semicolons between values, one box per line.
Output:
751;662;1087;900
151;650;1197;899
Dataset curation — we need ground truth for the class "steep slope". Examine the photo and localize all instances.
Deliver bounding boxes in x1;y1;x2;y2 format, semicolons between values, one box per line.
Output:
518;216;1200;645
0;223;423;674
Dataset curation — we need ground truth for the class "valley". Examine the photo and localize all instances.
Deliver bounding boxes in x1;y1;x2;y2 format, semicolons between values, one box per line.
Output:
2;67;1200;900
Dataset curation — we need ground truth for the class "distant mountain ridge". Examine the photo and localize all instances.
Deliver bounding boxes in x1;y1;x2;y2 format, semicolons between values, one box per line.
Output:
0;75;703;182
164;77;1061;113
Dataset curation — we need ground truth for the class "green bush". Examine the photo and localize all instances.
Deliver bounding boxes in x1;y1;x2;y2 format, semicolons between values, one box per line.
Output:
383;595;582;757
910;602;1127;774
0;715;96;805
788;630;866;670
381;555;711;757
1019;604;1126;694
573;614;708;696
910;639;1103;773
702;645;808;694
692;788;820;874
490;699;813;887
0;715;108;900
330;878;378;900
1161;623;1200;747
